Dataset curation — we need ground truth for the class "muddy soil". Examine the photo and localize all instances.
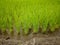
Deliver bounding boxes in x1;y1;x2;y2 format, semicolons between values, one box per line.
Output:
0;28;60;45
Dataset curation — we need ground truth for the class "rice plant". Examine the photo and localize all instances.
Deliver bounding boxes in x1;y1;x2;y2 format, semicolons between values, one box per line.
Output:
0;0;60;34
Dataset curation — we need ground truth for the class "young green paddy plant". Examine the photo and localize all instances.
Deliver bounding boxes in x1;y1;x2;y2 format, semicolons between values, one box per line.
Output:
0;0;60;34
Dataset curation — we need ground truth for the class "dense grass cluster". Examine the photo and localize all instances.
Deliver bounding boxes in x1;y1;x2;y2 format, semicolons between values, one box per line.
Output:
0;0;60;34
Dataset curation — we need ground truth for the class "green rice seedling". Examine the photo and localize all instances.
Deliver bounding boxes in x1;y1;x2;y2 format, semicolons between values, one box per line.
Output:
20;6;32;34
0;0;60;34
0;5;7;32
48;1;60;32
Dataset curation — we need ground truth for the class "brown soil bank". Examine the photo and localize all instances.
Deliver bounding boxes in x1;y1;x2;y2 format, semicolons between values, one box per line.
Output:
0;28;60;45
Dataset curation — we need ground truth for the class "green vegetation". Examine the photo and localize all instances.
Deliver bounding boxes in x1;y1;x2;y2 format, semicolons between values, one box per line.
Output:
0;0;60;34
